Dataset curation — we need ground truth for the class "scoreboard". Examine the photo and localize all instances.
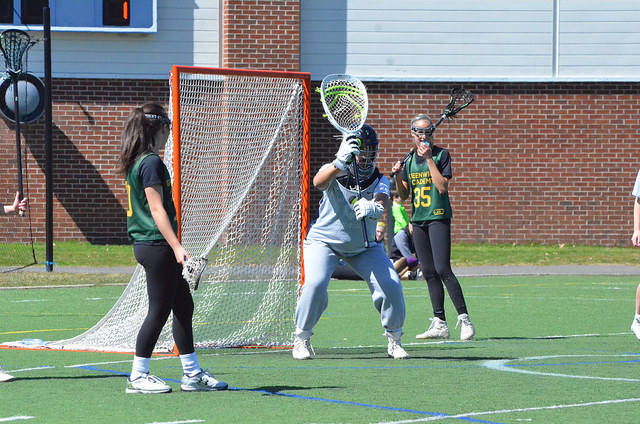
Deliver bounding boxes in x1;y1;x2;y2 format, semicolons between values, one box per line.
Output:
0;0;156;32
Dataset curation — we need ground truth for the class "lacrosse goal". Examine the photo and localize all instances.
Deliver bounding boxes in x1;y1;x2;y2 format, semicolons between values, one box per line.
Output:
48;66;310;353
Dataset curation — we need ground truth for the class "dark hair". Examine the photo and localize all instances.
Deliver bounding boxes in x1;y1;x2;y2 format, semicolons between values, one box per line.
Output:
117;103;169;175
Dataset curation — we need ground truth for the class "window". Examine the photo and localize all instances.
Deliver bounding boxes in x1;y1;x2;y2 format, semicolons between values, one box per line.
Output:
103;0;130;27
0;0;12;24
21;0;48;25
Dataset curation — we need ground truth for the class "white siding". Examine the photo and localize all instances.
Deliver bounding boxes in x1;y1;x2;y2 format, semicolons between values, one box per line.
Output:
558;1;640;79
301;0;554;81
21;0;219;79
301;0;640;82
11;0;640;82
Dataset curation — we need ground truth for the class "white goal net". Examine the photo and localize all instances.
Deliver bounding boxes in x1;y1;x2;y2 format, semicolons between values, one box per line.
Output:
48;67;310;353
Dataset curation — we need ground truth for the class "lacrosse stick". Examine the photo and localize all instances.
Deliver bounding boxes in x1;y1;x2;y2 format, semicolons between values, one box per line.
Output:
433;87;474;130
182;257;208;291
391;88;474;177
0;30;36;217
318;73;370;247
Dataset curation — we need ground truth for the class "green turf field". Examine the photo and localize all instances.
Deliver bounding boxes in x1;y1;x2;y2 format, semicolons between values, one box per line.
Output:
1;274;640;423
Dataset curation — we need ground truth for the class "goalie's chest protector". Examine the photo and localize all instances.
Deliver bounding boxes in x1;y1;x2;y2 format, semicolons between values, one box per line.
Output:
307;167;382;256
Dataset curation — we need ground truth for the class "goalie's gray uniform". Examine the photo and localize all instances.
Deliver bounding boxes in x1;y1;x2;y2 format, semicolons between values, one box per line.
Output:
294;164;406;341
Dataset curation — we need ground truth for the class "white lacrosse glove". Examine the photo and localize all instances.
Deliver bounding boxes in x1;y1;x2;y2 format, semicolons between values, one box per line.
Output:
353;198;384;221
333;135;361;171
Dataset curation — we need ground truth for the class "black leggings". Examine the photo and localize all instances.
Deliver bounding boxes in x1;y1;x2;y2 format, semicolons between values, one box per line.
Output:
134;243;195;357
412;220;468;321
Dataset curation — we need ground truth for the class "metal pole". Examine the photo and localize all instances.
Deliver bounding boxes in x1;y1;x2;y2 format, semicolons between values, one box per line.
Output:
12;75;23;217
44;7;53;272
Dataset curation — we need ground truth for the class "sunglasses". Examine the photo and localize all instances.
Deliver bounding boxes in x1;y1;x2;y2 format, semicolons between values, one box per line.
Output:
145;114;172;129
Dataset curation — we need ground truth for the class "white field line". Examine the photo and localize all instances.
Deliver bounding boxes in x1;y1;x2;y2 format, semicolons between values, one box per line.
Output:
6;366;54;374
375;397;640;424
146;421;204;424
483;354;640;382
0;417;34;423
329;331;631;350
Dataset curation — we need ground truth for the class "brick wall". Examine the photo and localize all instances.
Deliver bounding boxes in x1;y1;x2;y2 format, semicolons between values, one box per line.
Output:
222;0;300;71
0;78;168;244
309;81;640;248
0;80;637;247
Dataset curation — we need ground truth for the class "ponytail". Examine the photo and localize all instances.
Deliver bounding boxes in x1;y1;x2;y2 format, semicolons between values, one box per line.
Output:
117;103;169;175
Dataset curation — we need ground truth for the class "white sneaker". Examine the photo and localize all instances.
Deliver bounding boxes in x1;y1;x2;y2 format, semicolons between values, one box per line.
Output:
181;368;228;392
292;335;312;360
387;338;409;359
0;366;15;382
631;316;640;341
457;313;476;341
126;373;172;394
416;317;450;339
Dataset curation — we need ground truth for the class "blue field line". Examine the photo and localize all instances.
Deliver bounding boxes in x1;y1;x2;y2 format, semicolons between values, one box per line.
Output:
230;387;506;424
76;365;505;424
74;366;131;376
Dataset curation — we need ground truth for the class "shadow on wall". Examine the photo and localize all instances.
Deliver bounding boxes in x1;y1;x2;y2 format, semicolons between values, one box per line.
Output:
21;122;128;244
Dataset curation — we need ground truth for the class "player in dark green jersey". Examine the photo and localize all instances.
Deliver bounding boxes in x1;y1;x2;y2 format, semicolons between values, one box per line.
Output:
391;114;476;341
118;103;227;394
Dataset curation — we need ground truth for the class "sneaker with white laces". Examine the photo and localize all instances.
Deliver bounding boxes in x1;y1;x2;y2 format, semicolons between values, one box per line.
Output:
631;316;640;341
181;368;228;392
0;366;15;382
292;335;312;360
126;373;172;394
387;338;409;359
456;313;476;341
415;317;450;339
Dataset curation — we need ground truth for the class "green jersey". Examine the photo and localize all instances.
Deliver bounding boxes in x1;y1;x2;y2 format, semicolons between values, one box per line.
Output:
404;146;453;222
125;153;178;242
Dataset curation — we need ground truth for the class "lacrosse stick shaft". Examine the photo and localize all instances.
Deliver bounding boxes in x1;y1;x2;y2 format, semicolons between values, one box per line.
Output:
12;76;24;217
389;149;415;178
351;154;369;248
433;114;446;130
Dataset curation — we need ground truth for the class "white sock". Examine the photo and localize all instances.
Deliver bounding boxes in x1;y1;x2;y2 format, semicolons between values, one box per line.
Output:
180;352;201;377
635;313;640;321
384;329;403;341
130;356;151;380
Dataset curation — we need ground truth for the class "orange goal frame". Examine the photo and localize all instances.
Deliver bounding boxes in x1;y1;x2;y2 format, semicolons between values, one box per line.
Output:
169;65;311;287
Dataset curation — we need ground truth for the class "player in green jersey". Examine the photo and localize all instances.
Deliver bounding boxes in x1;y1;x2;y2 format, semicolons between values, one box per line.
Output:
391;114;475;341
118;103;227;394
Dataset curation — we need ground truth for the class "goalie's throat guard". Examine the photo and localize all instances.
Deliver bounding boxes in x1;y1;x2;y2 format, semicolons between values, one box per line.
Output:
337;168;381;193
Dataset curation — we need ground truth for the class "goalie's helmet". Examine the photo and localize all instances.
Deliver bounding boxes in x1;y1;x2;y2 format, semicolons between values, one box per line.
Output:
354;124;378;179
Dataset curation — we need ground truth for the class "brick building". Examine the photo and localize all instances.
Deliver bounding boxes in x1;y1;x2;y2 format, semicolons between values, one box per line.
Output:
0;1;638;247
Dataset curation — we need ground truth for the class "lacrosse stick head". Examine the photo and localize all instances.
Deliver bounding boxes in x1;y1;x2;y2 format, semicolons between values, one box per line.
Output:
443;88;474;118
0;30;34;75
182;257;209;292
319;74;368;134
